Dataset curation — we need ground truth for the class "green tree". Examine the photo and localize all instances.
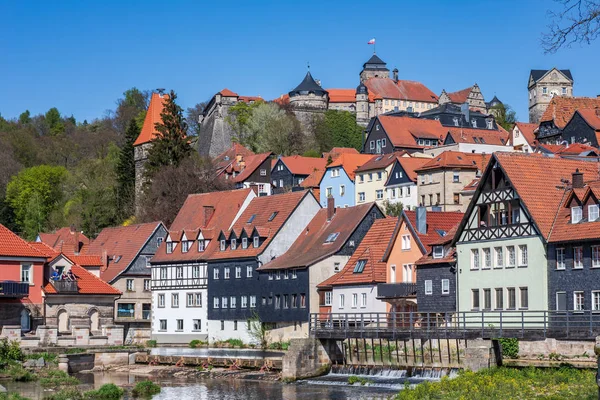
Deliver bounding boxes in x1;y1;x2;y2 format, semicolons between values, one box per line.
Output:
116;87;149;132
313;110;363;152
247;103;304;155
383;200;405;217
225;101;261;148
18;110;31;125
144;90;192;178
45;108;65;136
115;119;139;219
490;103;517;132
6;165;68;239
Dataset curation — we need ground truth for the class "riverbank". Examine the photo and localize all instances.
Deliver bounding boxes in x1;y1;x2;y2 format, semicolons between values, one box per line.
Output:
100;363;281;381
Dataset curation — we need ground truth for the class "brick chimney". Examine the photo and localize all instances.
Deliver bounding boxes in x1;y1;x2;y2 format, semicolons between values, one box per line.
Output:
101;250;108;271
327;196;335;221
203;206;215;228
572;169;584;189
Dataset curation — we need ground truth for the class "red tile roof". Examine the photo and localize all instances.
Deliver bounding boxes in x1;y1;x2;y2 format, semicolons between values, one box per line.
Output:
577;109;600;130
445;126;510;146
211;191;313;260
462;178;481;192
395;157;431;182
70;255;103;267
318;218;397;288
538;143;599;156
43;264;121;295
29;242;60;258
133;93;169;146
327;89;356;103
355;152;401;173
327;153;373;181
258;203;380;271
37;227;90;256
0;224;46;258
301;169;326;189
86;222;163;283
445;87;472;104
152;188;254;263
278;155;327;175
512;122;538;147
323;147;359;161
415;151;490;172
378;115;447;149
364;78;438;103
415;225;459;266
219;88;238;97
540;96;600;129
214;143;255;173
404;210;464;248
549;181;600;242
232;152;272;183
238;96;263;103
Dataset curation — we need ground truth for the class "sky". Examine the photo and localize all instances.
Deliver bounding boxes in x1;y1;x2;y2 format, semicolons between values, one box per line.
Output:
1;0;599;123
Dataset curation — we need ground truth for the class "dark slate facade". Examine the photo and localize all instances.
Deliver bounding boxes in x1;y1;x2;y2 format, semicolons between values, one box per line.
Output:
271;159;308;193
120;224;167;279
363;118;395;154
235;157;272;192
416;262;456;313
540;112;599;147
419;104;497;130
386;161;415;187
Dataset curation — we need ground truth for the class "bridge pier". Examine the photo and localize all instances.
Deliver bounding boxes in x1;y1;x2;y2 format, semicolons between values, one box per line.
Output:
281;338;343;381
463;339;501;372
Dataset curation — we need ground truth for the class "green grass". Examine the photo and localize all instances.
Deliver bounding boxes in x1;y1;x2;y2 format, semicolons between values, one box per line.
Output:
0;394;32;400
3;364;37;382
145;340;157;348
64;348;86;355
84;383;124;399
39;369;80;387
131;380;161;397
24;352;58;364
396;366;597;400
348;375;372;385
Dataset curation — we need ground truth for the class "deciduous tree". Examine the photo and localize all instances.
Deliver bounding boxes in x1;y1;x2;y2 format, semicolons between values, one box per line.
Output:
542;0;600;53
312;110;363;152
490;103;518;132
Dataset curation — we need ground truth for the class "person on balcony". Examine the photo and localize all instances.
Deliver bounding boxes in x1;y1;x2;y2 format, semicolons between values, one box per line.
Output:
51;270;60;280
66;270;76;281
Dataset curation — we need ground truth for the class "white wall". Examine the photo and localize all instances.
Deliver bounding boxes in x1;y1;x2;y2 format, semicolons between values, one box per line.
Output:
385;183;417;209
207;320;255;344
152;289;207;338
331;284;387;314
426;143;515;157
309;255;351;314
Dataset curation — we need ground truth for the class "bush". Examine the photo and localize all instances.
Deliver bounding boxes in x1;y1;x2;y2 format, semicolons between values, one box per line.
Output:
131;380;161;397
226;339;244;348
0;394;33;400
84;383;124;400
498;338;519;359
24;352;58;364
44;388;84;400
145;340;157;348
5;364;37;382
39;369;80;387
348;375;371;385
267;341;290;350
189;339;206;348
0;338;24;368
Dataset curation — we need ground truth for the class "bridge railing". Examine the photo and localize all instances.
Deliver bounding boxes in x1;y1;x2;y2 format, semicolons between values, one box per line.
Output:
309;311;600;339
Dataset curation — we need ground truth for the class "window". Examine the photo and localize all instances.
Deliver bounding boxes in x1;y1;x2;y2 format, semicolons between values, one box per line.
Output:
260;169;266;176
382;138;387;147
552;247;565;269
471;249;480;270
160;267;167;279
376;190;383;200
240;296;248;308
176;266;183;279
250;296;256;308
483;248;491;269
220;240;226;251
172;294;179;308
221;321;224;330
144;279;151;291
518;245;528;267
187;293;198;307
574;291;585;311
253;236;259;248
276;270;281;280
176;319;183;331
292;270;297;279
159;320;167;331
433;246;444;259
224;267;230;279
562;87;567;94
543;87;547;94
182;240;191;253
198;240;205;252
376;172;382;181
494;247;503;268
222;296;228;308
495;288;503;310
340;185;345;196
370;140;375;150
453;172;459;183
359;174;364;183
368;173;373;182
472;289;480;310
20;264;32;284
283;294;289;308
334;262;341;273
283;270;289;280
231;239;237;250
361;293;367;307
483;289;491;310
213;297;219;308
520;287;529;309
507;287;516;309
324;292;332;306
241;238;248;249
593;291;600;311
358;192;365;202
401;234;411;250
279;179;284;188
574;247;583;268
158;294;165;308
425;280;433;295
166;242;174;254
572;206;582;223
235;266;241;279
420;175;425;185
453;117;459;126
556;291;567;311
233;320;238;331
352;293;358;308
193;319;201;331
453;193;460;204
275;295;281;309
325;232;340;243
471;119;477;128
593;247;600;268
486;120;493;129
441;279;450;295
507;246;516;267
590;205;599;221
268;271;273;280
244;266;252;278
300;293;306;308
353;259;367;273
213;268;220;280
331;168;340;178
230;296;236;308
268;211;279;221
126;279;134;291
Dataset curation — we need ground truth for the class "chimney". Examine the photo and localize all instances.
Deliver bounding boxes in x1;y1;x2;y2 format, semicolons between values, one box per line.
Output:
203;206;215;228
393;68;398;83
101;250;108;270
416;207;427;235
327;196;335;221
460;103;470;123
572;169;584;189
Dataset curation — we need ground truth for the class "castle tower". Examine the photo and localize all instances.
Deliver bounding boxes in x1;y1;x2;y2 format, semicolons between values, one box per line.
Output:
133;92;168;213
528;68;573;124
288;70;328;127
359;54;389;83
355;82;370;126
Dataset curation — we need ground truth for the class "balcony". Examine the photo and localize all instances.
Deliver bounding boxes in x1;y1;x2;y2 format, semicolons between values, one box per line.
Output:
377;283;417;300
51;280;79;293
0;281;29;297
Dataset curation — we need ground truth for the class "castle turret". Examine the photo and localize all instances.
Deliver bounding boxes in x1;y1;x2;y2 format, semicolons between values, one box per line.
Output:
288;71;328;127
359;54;389;83
356;82;370;126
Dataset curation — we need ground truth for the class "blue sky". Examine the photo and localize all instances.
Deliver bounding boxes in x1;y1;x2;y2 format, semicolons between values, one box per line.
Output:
1;0;599;123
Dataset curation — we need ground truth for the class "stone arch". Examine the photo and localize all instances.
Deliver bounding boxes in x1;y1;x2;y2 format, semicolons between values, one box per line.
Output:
57;309;70;333
88;308;100;332
20;309;31;332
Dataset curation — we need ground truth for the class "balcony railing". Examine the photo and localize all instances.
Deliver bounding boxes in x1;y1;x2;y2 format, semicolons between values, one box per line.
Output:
377;283;417;299
51;280;79;293
0;281;29;297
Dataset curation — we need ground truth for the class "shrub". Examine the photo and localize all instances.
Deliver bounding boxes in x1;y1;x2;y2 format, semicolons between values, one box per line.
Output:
0;394;32;400
84;383;124;400
0;338;24;368
24;352;58;364
498;338;519;359
348;375;371;385
189;339;200;348
39;369;80;387
145;340;157;348
44;388;84;400
131;380;161;397
226;339;244;348
267;341;290;350
5;364;37;382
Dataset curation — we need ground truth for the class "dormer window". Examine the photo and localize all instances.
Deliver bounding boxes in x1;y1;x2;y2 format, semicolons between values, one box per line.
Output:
166;242;175;254
253;236;259;248
182;241;192;253
231;239;237;250
453;117;459;127
589;205;599;221
433;246;444;259
198;240;205;252
242;237;248;249
220;240;226;251
572;206;582;223
471;119;477;128
486;120;493;129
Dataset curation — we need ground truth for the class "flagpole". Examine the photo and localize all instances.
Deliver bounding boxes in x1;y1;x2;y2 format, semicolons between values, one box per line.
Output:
374;37;376;54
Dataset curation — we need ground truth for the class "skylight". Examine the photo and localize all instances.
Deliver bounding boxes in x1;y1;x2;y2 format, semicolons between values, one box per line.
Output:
435;229;447;237
247;214;256;224
457;156;463;160
268;212;278;221
353;259;367;273
324;232;340;244
114;256;122;263
375;156;383;161
479;137;486;143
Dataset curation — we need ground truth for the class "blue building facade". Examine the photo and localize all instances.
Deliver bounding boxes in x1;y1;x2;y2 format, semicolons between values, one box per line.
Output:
319;166;356;208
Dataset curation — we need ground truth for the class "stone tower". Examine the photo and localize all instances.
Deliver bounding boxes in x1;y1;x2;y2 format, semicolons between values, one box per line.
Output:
359;54;389;83
528;68;573;124
288;71;329;127
197;89;241;158
355;82;370;126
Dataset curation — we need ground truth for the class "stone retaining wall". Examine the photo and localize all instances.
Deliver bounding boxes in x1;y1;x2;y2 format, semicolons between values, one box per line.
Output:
0;325;123;347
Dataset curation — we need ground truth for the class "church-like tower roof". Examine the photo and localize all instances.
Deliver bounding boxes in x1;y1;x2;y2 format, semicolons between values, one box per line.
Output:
289;71;328;97
362;54;388;71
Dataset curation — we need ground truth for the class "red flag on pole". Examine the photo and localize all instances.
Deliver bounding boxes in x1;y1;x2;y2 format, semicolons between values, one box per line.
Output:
367;38;376;45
